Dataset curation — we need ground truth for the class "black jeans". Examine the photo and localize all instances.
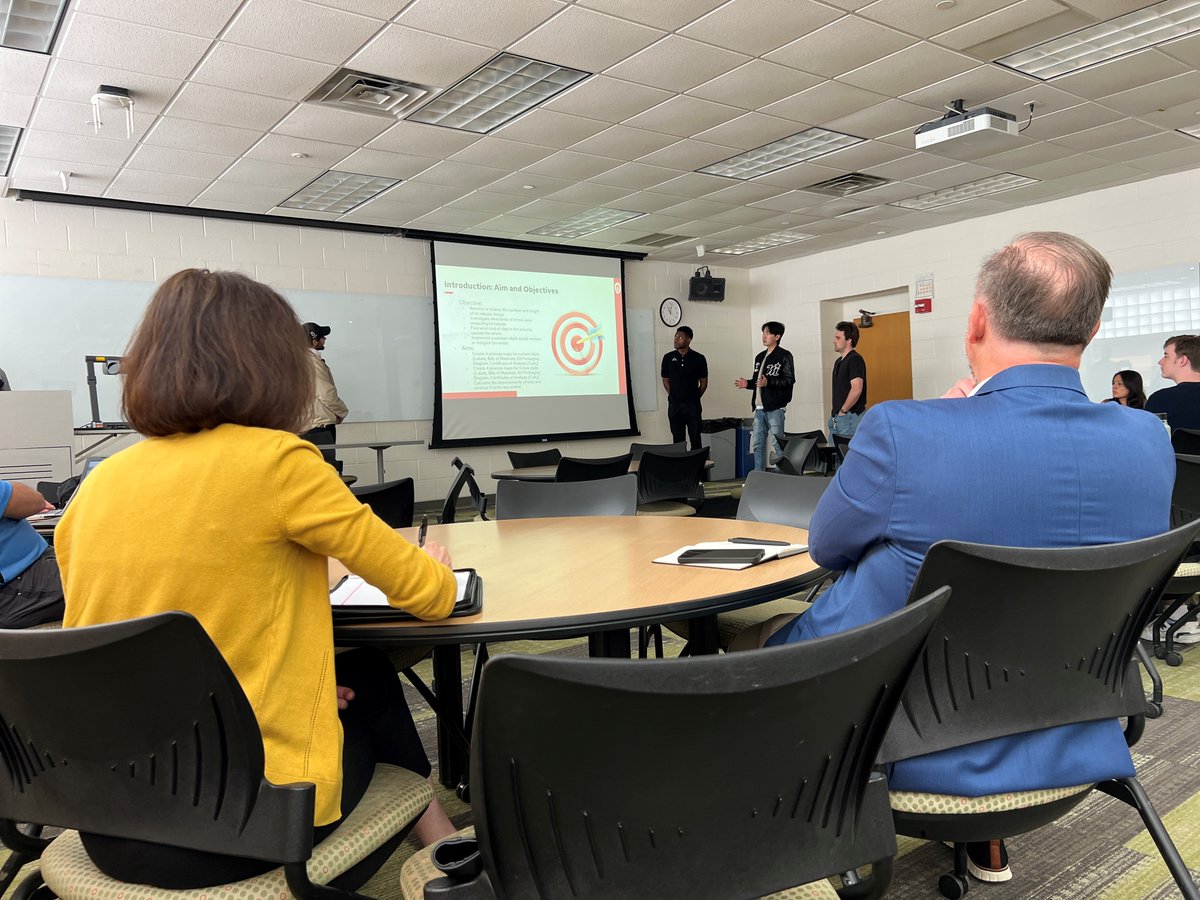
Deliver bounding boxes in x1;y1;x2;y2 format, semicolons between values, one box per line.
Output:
81;649;430;889
667;399;703;450
0;547;65;629
301;424;339;469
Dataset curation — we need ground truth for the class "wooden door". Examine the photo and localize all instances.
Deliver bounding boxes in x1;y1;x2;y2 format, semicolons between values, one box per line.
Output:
854;312;912;407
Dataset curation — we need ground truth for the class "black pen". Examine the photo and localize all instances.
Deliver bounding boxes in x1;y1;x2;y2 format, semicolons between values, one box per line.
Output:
728;537;790;546
330;575;349;594
418;514;428;548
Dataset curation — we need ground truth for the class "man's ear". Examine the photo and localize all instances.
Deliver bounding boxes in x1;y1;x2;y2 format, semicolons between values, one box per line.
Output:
966;300;987;346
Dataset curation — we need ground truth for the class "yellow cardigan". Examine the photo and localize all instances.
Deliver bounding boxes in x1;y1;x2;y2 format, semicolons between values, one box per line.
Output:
58;424;456;825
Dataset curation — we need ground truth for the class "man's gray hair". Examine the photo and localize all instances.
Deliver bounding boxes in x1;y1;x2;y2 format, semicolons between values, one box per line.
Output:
976;232;1112;348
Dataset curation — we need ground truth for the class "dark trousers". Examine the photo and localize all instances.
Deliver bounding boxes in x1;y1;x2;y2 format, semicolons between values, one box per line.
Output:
301;424;339;470
0;547;65;629
81;649;430;889
667;400;703;450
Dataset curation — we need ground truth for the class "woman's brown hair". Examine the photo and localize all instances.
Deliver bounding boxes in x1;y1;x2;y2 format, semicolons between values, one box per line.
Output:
122;269;313;436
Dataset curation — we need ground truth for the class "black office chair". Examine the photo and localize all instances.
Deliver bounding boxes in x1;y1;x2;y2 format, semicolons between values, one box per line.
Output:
774;434;818;476
440;457;489;524
495;474;637;520
882;522;1200;900
782;429;830;473
554;452;632;483
1146;453;1200;671
351;477;415;528
1171;428;1200;455
0;612;433;900
400;588;951;900
506;448;562;469
629;440;687;460
635;446;708;515
833;434;851;461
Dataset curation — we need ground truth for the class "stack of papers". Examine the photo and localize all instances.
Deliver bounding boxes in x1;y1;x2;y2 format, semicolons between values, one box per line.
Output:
654;540;808;570
331;571;474;607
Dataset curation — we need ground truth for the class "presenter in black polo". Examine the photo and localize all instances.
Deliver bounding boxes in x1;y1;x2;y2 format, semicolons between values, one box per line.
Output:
660;326;708;450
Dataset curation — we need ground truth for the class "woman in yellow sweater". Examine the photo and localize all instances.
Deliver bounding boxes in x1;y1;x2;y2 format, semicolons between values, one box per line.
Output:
58;269;458;888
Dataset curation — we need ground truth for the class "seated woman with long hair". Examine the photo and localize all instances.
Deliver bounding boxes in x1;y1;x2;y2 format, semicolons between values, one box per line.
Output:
57;269;457;889
1105;369;1147;409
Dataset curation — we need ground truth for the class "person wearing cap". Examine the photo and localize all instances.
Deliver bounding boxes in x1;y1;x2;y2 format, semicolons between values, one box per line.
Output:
300;323;348;467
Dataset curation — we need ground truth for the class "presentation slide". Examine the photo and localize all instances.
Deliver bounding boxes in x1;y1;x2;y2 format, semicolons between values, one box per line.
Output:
431;241;638;446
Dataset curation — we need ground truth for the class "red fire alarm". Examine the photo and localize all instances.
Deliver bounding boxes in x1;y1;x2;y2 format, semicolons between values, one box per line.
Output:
915;297;932;314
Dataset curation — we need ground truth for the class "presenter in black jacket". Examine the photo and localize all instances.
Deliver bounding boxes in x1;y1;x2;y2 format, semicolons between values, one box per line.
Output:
736;321;795;470
660;326;708;450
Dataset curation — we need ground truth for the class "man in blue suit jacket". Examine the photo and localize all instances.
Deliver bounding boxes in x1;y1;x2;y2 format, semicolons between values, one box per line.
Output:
750;232;1174;884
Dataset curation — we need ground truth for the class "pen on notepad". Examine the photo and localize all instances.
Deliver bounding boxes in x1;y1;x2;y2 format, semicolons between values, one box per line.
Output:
728;537;790;546
330;575;349;594
418;514;428;548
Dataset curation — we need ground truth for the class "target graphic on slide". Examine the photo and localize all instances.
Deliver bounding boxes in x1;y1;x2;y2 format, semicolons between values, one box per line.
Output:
551;311;603;376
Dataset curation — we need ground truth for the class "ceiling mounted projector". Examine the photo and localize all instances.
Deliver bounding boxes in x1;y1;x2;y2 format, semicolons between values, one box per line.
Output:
915;99;1017;150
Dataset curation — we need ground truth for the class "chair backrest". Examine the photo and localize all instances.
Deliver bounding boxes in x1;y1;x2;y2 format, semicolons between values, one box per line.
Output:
782;430;826;472
736;469;829;529
880;521;1200;765
1171;428;1200;455
0;613;314;864
833;434;851;460
554;453;633;483
351;477;415;528
440;457;489;524
636;447;708;504
1173;454;1200;527
507;448;563;469
774;435;817;477
629;440;687;461
496;475;637;520
470;589;950;900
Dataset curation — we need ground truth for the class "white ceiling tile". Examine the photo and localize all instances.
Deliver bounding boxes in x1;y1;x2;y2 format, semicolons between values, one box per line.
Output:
521;150;622;179
29;97;155;141
645;171;730;198
17;130;133;166
1127;144;1200;174
508;198;588;219
223;0;383;64
245;133;360;167
124;145;236;179
861;0;1016;38
107;169;211;196
335;148;439;178
143;117;264;156
969;140;1072;170
481;172;575;196
349;25;494;88
198;181;297;205
1092;131;1199;163
0;93;37;128
1100;72;1200;117
410;160;508;188
0;48;50;95
703;181;789;205
1065;0;1154;17
840;43;977;96
164;83;294;131
542;182;629;205
814;139;910;171
692;113;803;151
56;13;210;80
368;121;481;156
220;158;325;187
1050;118;1162;153
687;60;821;110
370;180;467;204
604;36;750;94
448;138;556;169
902;65;1041;113
10;155;118;193
307;0;408;18
1050;51;1190;101
407;208;497;228
509;7;664;72
491;109;609;148
273;104;391;145
1160;32;1200;68
567;125;677;160
72;0;243;37
41;59;180;116
680;0;840;57
395;0;565;48
652;198;737;220
637;139;736;170
590;163;682;190
576;0;726;31
624;95;740;138
822;99;934;140
442;191;531;213
766;17;914;79
610;190;697;211
763;81;887;126
855;152;953;181
1138;96;1200;131
933;0;1070;52
193;43;334;101
1021;102;1122;140
542;76;672;123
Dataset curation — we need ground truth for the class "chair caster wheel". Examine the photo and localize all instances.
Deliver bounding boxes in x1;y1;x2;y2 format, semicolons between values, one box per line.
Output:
455;782;470;802
938;873;969;898
1154;645;1167;659
1146;700;1164;718
1166;651;1183;667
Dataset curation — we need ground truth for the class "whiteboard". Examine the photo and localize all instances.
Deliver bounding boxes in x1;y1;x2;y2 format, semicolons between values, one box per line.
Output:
627;308;657;413
0;275;434;425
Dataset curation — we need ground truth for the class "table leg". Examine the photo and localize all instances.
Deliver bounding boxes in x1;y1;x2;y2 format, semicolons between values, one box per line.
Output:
588;628;632;658
688;615;720;655
370;446;387;483
431;645;467;789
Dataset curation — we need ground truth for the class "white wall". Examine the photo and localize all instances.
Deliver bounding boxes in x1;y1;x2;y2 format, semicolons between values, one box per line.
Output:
748;166;1200;430
0;195;751;500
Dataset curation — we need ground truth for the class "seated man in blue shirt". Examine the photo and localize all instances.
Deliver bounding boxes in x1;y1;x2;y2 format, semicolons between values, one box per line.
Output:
0;480;66;628
736;232;1173;885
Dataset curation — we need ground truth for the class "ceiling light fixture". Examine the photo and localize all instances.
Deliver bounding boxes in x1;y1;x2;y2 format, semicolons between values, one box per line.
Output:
529;207;644;239
406;53;590;134
0;0;69;52
0;125;20;176
890;173;1038;210
710;230;817;255
279;170;401;214
997;0;1200;80
698;127;865;180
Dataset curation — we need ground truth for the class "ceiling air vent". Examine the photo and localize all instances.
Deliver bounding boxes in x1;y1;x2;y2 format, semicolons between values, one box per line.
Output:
306;69;434;118
805;173;891;197
628;233;694;248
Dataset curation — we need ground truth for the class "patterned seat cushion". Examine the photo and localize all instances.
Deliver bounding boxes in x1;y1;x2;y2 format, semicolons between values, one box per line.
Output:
1173;561;1200;578
401;827;839;900
637;501;697;516
890;782;1093;814
667;598;812;647
41;764;432;900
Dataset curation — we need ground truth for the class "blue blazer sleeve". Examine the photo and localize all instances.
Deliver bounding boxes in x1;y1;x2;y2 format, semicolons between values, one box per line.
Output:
808;406;897;570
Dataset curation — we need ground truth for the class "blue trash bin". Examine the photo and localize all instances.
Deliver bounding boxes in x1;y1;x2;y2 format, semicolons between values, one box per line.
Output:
735;422;754;478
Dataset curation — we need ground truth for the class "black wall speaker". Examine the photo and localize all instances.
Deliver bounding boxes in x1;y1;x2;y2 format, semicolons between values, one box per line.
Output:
688;275;726;302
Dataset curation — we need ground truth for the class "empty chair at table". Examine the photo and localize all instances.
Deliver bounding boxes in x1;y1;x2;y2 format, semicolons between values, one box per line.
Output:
440;457;489;523
554;452;632;482
774;434;818;476
351;477;415;528
496;474;636;520
782;428;829;473
636;446;708;515
506;448;562;469
629;440;686;461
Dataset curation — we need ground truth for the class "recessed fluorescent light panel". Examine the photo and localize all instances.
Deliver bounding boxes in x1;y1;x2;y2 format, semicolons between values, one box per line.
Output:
997;0;1200;79
279;171;401;214
698;128;864;180
710;230;816;255
629;232;696;248
890;173;1038;211
1;0;69;52
529;207;643;239
0;125;20;176
406;53;589;134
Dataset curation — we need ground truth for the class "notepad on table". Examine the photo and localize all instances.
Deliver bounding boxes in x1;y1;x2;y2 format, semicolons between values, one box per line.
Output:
654;541;808;570
330;569;480;617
